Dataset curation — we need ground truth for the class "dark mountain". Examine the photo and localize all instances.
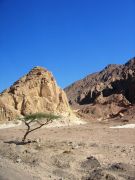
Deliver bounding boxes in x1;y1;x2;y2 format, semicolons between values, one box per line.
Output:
65;57;135;120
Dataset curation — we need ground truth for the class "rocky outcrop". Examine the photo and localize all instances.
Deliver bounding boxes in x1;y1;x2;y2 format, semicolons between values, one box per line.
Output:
65;57;135;119
0;66;72;121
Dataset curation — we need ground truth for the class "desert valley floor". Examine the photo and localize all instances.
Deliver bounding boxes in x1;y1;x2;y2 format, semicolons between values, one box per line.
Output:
0;120;135;180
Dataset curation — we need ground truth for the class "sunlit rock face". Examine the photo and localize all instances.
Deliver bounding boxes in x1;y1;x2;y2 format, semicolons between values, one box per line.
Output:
0;66;72;121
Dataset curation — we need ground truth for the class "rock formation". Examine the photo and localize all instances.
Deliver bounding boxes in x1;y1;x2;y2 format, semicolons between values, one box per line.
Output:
65;57;135;120
0;66;72;121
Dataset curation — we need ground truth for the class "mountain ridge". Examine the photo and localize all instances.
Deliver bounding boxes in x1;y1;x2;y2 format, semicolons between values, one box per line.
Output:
65;57;135;120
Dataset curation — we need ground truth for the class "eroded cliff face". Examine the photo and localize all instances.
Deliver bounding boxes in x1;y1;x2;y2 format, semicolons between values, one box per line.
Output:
0;66;72;121
65;57;135;120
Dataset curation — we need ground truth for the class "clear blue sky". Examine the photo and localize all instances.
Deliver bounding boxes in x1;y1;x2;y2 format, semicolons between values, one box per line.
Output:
0;0;135;92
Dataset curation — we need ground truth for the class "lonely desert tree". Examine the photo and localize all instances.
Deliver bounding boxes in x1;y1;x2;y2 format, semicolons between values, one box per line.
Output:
20;113;60;142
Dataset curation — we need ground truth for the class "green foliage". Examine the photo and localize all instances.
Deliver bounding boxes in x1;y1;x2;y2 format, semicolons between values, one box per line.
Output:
20;112;60;122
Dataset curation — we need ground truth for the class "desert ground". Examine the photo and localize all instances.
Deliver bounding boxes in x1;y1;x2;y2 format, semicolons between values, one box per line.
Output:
0;119;135;180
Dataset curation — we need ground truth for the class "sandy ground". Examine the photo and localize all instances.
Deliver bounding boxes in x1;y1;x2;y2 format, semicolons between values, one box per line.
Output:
110;124;135;129
0;120;135;180
0;121;22;129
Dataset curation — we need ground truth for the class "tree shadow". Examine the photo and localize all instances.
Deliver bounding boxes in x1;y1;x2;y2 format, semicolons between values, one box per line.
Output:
4;140;32;145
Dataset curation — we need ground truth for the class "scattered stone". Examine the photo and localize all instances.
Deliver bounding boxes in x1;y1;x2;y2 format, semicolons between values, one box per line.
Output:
53;169;76;180
51;154;74;169
63;150;72;154
16;158;22;163
81;156;101;171
109;163;126;171
120;174;135;180
82;169;117;180
89;143;99;147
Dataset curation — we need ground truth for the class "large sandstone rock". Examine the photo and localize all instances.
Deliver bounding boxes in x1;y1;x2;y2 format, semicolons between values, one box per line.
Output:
0;66;72;121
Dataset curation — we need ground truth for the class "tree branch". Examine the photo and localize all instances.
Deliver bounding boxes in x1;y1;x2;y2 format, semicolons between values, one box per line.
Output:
28;119;51;133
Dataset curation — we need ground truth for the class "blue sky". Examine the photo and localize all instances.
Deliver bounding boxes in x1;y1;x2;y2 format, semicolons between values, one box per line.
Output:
0;0;135;91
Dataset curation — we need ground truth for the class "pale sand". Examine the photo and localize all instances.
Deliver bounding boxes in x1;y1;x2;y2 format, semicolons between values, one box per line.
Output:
110;124;135;129
0;121;22;129
0;117;86;130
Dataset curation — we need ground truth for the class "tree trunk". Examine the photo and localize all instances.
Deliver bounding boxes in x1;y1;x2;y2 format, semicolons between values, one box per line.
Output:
22;122;30;142
21;119;50;143
22;130;30;142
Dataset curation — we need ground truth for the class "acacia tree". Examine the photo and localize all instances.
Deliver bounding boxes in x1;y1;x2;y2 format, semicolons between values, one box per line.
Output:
20;113;60;143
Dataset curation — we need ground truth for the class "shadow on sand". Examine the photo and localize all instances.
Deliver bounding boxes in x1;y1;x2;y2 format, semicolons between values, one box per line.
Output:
4;140;33;145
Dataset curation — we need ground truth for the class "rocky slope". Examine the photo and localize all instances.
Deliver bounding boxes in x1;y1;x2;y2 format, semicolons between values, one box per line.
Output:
0;66;72;121
65;57;135;120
